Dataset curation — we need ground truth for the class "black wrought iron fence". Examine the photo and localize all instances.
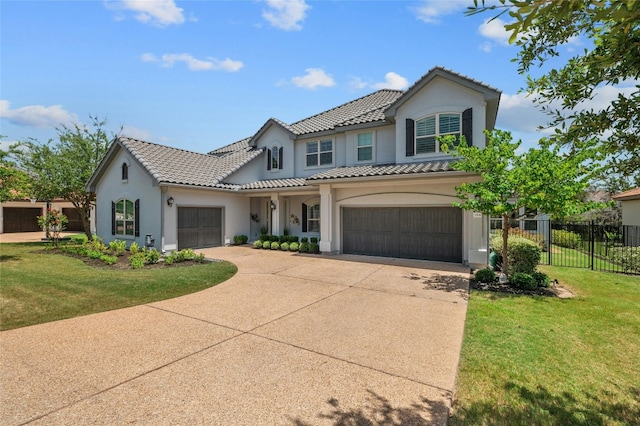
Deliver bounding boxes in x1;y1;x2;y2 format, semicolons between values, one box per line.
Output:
490;220;640;275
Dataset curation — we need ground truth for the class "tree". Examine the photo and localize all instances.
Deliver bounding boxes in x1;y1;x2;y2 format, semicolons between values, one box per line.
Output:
0;136;31;202
12;116;115;239
468;0;640;183
441;130;604;274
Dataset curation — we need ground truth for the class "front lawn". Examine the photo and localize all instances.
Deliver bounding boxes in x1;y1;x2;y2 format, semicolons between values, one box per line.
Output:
451;266;640;425
0;242;237;331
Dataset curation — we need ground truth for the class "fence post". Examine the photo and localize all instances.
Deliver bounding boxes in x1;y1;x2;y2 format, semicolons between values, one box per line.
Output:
548;219;552;266
590;220;595;271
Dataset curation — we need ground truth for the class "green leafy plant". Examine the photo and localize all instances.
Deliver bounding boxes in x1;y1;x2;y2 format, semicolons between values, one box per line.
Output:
99;254;117;265
308;242;319;254
129;253;146;269
507;237;541;275
259;234;269;242
129;241;140;254
271;241;280;250
510;272;537;290
144;248;160;264
108;239;127;256
310;237;319;244
253;240;263;249
281;242;290;251
301;237;308;243
532;271;551;288
279;235;289;243
299;242;309;253
552;229;583;249
233;235;248;245
289;235;299;243
289;242;299;252
262;241;271;249
37;209;68;247
474;268;496;283
608;246;640;274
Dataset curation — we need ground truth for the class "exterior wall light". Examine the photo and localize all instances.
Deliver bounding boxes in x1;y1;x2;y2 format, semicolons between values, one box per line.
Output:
270;201;277;210
167;197;174;207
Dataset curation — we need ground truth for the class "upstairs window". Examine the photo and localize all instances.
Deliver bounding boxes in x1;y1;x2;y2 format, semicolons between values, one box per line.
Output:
306;139;333;167
267;146;283;170
357;132;373;162
121;163;128;180
415;113;461;154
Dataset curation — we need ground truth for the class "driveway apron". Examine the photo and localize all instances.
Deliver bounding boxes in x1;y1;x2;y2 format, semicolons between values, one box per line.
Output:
0;246;470;425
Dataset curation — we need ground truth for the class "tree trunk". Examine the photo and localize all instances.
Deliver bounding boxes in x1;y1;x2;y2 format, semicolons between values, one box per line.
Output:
502;213;510;275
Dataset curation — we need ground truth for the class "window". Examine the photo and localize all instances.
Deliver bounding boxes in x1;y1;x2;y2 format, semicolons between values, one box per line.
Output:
112;199;138;237
357;132;373;162
415;113;461;154
307;204;320;232
306;139;333;167
267;146;283;171
121;163;128;180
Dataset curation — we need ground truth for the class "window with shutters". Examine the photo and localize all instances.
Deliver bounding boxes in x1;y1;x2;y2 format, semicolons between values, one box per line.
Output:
267;146;283;171
306;139;333;168
356;132;373;162
415;113;461;154
307;203;320;233
114;199;135;236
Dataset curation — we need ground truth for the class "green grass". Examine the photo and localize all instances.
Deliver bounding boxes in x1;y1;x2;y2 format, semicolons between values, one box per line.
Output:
544;244;622;271
451;266;640;425
0;242;237;331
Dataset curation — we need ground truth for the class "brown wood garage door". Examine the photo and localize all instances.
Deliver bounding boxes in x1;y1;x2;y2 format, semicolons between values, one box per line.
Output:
342;207;462;263
177;207;222;250
2;207;42;233
62;208;83;231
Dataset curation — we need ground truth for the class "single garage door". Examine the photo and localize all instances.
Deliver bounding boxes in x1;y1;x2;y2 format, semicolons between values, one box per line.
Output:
62;208;83;232
177;207;222;250
342;207;462;263
2;207;42;233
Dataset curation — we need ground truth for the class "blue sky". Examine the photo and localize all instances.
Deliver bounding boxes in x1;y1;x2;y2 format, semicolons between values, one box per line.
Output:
0;0;619;154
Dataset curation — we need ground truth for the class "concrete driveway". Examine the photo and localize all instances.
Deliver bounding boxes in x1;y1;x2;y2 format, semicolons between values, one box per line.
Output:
0;245;470;425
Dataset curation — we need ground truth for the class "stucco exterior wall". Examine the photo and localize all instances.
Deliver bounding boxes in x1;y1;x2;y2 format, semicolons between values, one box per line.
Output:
621;199;640;226
293;133;348;178
94;149;162;247
395;76;488;164
344;125;395;166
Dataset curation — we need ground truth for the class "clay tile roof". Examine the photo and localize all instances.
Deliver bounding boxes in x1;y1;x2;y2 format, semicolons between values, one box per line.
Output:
119;137;262;188
612;187;640;201
306;161;455;181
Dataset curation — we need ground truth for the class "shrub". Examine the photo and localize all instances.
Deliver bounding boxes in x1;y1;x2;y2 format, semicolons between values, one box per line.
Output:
253;240;263;249
109;239;127;256
269;235;279;242
608;246;640;274
100;254;118;265
289;242;299;251
130;253;146;269
87;250;102;259
144;248;160;264
279;235;288;243
129;241;140;254
271;241;280;250
194;253;205;263
301;237;308;243
86;236;107;253
262;240;271;249
310;237;319;244
552;229;583;249
308;242;319;254
492;228;545;249
289;235;299;243
532;271;551;288
508;237;541;275
259;234;269;242
474;268;496;283
233;235;248;245
281;242;290;251
299;242;309;253
511;272;537;290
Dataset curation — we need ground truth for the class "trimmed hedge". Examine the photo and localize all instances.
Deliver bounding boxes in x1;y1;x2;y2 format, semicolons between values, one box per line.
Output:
491;235;541;275
475;268;496;283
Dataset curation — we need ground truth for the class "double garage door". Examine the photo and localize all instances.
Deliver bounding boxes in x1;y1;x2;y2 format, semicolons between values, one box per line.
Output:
177;207;222;250
2;207;41;233
342;207;462;263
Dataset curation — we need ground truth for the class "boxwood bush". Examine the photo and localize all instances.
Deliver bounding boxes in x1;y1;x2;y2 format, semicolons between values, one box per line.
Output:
552;229;583;249
271;241;280;250
253;240;263;249
608;246;640;274
262;240;271;249
474;268;496;283
289;236;299;243
289;242;299;251
491;235;541;275
310;237;319;244
280;242;290;251
511;272;537;290
299;242;309;253
532;271;551;287
308;242;319;254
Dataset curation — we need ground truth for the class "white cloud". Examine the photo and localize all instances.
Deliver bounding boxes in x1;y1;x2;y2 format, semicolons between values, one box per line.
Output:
0;100;79;128
262;0;310;31
142;53;243;72
291;68;335;89
479;41;493;53
347;77;369;91
105;0;186;27
371;72;409;90
414;0;466;24
478;18;511;45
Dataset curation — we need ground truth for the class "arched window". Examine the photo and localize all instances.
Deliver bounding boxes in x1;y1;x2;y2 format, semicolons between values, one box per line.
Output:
267;145;283;170
121;162;128;180
112;198;138;236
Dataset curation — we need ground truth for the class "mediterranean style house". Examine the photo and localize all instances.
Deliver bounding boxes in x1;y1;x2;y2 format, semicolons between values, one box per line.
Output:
86;66;501;267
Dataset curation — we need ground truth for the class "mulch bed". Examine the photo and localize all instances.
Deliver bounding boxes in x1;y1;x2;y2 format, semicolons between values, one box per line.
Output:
470;279;573;298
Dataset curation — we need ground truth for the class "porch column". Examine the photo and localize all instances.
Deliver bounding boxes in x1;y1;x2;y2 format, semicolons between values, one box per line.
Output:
319;184;334;253
270;194;282;235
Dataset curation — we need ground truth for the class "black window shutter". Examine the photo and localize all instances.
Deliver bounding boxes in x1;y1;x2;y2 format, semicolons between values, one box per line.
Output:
278;147;283;169
405;118;415;157
111;201;116;235
302;204;308;232
267;150;272;170
134;199;140;237
462;108;473;146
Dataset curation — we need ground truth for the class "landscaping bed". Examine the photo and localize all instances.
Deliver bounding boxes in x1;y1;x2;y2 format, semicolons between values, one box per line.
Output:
470;278;573;298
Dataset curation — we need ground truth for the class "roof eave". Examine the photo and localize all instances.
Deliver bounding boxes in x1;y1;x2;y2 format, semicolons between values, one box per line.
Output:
305;170;475;185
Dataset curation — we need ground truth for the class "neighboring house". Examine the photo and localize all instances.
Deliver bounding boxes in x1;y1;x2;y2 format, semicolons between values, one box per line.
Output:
612;187;640;226
86;66;501;267
0;199;95;234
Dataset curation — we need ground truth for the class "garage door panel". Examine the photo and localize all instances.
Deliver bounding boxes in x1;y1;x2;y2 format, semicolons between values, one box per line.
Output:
3;207;41;233
343;207;462;263
178;207;222;250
